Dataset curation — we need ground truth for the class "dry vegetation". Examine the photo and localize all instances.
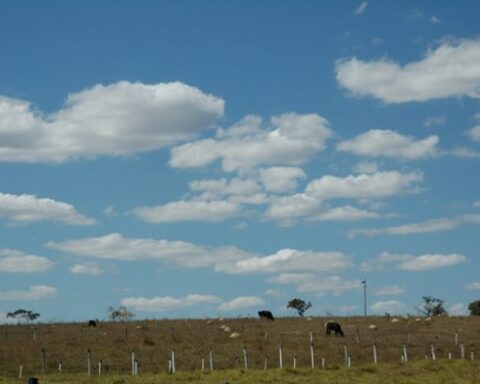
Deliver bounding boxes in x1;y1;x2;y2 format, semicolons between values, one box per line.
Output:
0;316;479;381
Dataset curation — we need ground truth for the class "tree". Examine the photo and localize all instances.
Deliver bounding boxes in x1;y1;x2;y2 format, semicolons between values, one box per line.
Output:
287;298;312;317
415;296;447;316
107;305;134;321
468;300;480;316
6;309;40;323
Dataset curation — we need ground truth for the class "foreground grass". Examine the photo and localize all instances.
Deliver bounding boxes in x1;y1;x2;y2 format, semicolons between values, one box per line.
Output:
1;361;479;384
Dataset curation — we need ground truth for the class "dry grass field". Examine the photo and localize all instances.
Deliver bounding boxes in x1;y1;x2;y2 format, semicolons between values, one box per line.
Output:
0;316;479;382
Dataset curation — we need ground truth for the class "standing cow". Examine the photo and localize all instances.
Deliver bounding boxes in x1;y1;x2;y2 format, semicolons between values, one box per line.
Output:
258;310;275;321
325;321;344;337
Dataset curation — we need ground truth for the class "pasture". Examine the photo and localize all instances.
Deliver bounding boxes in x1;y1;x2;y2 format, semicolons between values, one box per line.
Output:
0;316;479;382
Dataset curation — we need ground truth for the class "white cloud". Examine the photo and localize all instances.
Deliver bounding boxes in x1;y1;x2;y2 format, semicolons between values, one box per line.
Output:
309;206;381;222
336;39;480;103
424;115;446;128
305;171;423;199
170;113;333;171
218;296;264;312
337;130;439;160
47;233;256;269
0;82;223;162
258;167;306;193
69;263;103;275
122;294;221;312
430;16;442;24
103;206;118;217
265;194;321;221
466;282;480;290
361;251;467;271
265;288;286;297
350;213;480;238
354;2;368;15
219;249;352;274
448;303;467;316
353;161;379;174
0;249;54;273
270;274;362;296
466;114;480;141
0;192;95;225
133;200;241;223
371;300;407;314
473;201;480;208
0;285;58;300
374;285;405;296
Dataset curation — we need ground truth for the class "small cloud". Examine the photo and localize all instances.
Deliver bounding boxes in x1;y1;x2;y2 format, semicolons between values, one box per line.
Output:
0;249;54;273
218;296;264;312
424;115;446;128
0;285;58;301
371;300;407;314
265;288;286;298
448;303;467;316
103;206;118;217
354;2;368;15
371;38;385;46
69;263;103;275
430;16;442;24
466;282;480;290
374;285;405;296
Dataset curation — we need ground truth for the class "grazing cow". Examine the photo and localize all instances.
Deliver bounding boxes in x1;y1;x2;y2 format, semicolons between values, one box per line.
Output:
325;321;344;337
258;310;275;321
88;320;97;327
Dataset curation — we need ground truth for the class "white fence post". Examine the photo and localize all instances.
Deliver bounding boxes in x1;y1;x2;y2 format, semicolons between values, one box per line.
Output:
373;343;378;364
209;350;213;371
310;343;315;369
343;344;348;366
431;344;436;361
403;344;408;363
279;345;283;368
171;350;176;374
243;346;248;370
131;351;135;375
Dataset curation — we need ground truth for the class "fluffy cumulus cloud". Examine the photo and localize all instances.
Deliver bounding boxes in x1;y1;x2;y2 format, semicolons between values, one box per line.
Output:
69;263;103;275
0;248;54;273
0;82;223;162
305;171;423;199
466;113;480;141
371;300;407;314
133;200;242;223
218;249;352;274
170;113;333;171
258;167;306;193
309;206;381;222
0;192;95;225
336;39;480;103
122;294;221;312
218;296;264;312
47;233;256;269
270;273;361;296
0;285;58;300
353;161;379;174
350;213;480;238
337;130;439;160
361;251;467;271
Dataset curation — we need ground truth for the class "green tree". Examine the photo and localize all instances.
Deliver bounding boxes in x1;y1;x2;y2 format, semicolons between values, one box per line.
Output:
287;298;312;317
415;296;447;316
468;300;480;316
107;305;134;321
6;309;40;323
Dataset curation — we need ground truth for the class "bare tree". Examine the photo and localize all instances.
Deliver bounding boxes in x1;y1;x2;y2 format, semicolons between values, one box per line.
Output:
107;305;134;321
415;296;447;316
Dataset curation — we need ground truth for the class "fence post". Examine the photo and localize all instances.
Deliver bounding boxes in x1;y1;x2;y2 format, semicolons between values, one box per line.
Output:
171;350;176;374
168;360;172;374
131;351;135;375
373;343;377;364
293;355;297;369
431;344;436;361
448;352;452;360
343;344;348;366
18;365;23;379
460;343;465;359
243;346;248;370
209;350;213;371
455;332;458;345
471;352;475;361
264;356;268;370
41;348;46;373
134;359;138;375
403;344;408;363
309;331;313;343
321;356;325;369
355;328;360;344
98;360;102;375
279;344;283;368
310;343;315;369
201;357;205;371
348;355;351;368
87;349;92;375
58;362;62;373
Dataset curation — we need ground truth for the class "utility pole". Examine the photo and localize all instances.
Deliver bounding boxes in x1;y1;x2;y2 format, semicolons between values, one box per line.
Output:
361;279;367;318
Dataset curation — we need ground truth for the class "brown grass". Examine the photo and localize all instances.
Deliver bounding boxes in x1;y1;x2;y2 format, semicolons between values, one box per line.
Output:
0;316;478;378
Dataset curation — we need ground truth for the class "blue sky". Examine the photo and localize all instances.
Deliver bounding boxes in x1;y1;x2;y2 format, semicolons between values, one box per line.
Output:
1;0;479;322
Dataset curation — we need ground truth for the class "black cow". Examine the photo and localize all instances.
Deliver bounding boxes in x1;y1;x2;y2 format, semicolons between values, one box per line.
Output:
88;320;97;327
325;321;344;337
258;310;275;321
